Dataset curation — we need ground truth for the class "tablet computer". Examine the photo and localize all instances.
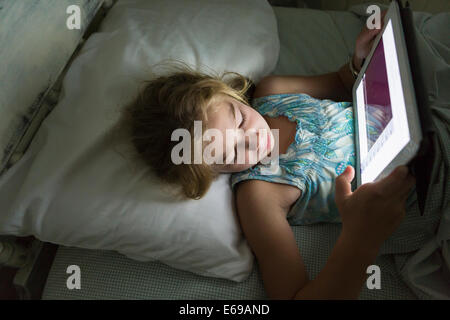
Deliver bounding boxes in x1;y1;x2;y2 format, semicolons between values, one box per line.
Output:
352;0;434;212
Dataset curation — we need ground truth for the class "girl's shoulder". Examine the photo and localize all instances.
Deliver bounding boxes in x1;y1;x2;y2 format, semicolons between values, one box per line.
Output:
251;93;352;118
251;93;314;106
250;93;315;116
234;178;302;215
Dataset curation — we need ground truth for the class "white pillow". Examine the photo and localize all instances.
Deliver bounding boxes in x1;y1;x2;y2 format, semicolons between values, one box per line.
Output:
0;0;279;281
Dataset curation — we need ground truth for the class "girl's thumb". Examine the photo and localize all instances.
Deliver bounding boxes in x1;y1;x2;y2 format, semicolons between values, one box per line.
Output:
335;166;355;201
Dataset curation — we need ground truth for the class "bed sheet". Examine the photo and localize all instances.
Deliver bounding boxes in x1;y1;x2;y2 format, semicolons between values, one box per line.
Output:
42;6;420;300
42;224;415;299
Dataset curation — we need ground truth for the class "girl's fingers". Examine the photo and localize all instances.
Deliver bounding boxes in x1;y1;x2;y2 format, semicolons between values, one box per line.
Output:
363;27;381;42
374;166;409;196
380;10;387;28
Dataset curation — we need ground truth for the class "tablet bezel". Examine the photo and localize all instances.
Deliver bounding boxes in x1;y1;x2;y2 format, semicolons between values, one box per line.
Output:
352;1;423;187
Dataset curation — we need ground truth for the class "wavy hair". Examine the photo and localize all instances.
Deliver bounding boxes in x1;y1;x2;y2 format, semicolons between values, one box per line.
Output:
116;60;255;199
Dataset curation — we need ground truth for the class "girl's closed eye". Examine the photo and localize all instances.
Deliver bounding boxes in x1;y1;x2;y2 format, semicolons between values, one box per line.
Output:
239;110;247;128
235;110;247;162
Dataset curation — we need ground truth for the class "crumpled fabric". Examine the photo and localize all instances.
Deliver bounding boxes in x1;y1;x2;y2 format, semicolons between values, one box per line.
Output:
350;2;450;299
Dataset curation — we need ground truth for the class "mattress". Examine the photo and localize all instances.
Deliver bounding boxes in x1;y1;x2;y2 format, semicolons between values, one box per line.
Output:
42;6;418;300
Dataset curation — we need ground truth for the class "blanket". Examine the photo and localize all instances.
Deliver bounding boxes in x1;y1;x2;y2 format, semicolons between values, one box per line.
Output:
349;3;450;299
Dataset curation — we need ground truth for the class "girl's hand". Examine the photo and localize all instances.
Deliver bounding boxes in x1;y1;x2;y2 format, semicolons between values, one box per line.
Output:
353;10;387;71
334;165;415;252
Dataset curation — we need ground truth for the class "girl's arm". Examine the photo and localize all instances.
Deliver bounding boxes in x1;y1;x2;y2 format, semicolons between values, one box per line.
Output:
295;166;415;299
236;166;415;300
235;179;308;299
253;63;356;102
253;16;387;102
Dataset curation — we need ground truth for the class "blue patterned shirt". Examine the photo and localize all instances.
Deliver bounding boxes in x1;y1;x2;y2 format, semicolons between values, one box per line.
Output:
231;93;355;225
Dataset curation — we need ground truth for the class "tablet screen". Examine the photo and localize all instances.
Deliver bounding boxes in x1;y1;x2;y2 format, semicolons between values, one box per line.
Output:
355;19;411;184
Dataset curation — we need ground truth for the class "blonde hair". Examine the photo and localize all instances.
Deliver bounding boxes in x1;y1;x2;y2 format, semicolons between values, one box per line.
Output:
117;60;254;199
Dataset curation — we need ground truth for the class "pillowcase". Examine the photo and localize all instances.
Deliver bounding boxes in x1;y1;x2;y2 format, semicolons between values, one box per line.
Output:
0;0;279;281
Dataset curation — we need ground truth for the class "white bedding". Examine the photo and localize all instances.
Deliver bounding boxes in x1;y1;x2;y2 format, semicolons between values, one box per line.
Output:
0;0;280;282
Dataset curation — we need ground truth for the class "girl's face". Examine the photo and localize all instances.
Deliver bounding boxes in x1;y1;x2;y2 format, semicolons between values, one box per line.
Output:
206;94;275;173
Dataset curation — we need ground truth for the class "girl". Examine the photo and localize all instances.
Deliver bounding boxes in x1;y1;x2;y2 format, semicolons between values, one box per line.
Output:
122;18;415;299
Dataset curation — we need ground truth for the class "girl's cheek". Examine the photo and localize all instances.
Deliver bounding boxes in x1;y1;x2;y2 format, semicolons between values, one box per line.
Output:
246;150;259;165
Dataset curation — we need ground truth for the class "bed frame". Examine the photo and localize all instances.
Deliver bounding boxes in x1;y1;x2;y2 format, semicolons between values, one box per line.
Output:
0;0;117;299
